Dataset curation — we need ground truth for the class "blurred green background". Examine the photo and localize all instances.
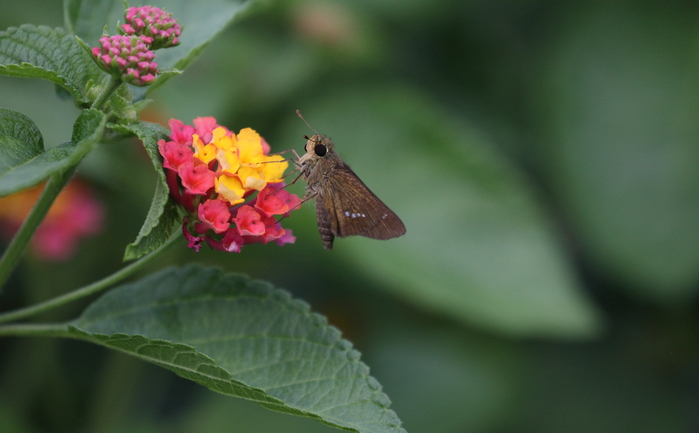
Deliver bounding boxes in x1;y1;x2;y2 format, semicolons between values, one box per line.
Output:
2;0;699;432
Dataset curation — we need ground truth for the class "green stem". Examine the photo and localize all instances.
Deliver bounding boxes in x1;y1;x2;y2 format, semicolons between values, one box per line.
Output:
92;75;122;111
0;322;71;338
0;171;72;292
0;232;180;324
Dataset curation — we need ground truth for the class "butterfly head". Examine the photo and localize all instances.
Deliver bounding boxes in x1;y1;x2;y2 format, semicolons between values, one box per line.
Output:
304;134;335;158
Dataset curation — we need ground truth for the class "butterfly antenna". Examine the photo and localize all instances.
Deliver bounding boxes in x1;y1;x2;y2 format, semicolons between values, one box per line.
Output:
296;110;319;135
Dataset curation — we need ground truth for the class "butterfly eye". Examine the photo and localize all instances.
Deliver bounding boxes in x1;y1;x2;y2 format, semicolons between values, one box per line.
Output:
314;144;327;157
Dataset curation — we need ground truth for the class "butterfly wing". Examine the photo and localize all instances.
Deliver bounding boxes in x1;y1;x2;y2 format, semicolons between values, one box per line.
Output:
320;163;406;241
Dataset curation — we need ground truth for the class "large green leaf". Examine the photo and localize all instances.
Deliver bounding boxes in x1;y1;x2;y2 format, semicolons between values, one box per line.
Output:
0;108;44;173
65;0;253;98
281;84;602;338
0;25;104;107
68;265;405;433
535;6;699;301
0;109;106;196
110;121;178;260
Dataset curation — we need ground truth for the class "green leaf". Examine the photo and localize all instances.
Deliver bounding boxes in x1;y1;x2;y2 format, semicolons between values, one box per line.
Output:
282;84;603;338
123;186;179;261
0;109;106;196
536;6;699;301
104;80;138;124
0;25;104;107
65;0;253;99
64;0;122;44
110;121;178;260
0;109;44;172
69;265;406;433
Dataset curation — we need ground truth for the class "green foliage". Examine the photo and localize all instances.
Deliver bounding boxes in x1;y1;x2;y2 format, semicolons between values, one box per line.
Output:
536;5;699;300
2;1;698;433
0;109;106;196
69;265;405;433
65;0;253;98
110;121;178;260
0;2;406;432
0;25;103;107
0;108;44;169
285;86;602;338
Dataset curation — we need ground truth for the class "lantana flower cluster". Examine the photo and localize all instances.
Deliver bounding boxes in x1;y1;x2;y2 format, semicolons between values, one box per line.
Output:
159;117;301;253
91;6;181;86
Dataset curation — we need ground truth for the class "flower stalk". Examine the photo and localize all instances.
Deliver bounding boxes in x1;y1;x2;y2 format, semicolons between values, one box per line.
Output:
0;171;73;293
0;232;180;324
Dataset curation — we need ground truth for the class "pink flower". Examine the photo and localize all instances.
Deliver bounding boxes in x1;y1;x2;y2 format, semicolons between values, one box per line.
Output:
182;219;204;252
196;200;231;234
260;136;271;154
168;118;196;145
261;218;285;243
158;117;300;253
0;180;103;261
274;229;296;246
159;139;194;171
178;161;215;195
255;183;301;216
220;230;245;253
235;205;265;236
193;117;220;144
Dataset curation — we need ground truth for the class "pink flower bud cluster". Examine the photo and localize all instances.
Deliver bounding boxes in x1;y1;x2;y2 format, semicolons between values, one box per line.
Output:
91;34;158;86
90;6;181;86
121;6;181;50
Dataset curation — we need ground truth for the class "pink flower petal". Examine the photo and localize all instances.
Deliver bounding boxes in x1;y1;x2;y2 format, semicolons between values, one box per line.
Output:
234;205;265;236
178;161;215;195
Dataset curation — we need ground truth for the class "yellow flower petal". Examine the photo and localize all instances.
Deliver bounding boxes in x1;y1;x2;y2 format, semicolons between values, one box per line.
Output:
217;149;240;174
237;128;263;163
238;166;266;191
215;175;245;205
213;127;236;151
262;155;288;183
192;134;217;164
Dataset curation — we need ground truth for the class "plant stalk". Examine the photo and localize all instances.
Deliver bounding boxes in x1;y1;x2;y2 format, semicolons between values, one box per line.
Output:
0;171;73;292
0;232;180;324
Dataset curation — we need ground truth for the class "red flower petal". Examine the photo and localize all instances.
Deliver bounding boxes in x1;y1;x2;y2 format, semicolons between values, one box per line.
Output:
158;139;194;171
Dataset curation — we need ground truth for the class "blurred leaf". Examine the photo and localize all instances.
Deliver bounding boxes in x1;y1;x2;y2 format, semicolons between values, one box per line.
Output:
69;265;406;433
368;321;519;433
536;6;699;301
144;0;253;94
178;392;344;433
64;0;122;43
0;403;37;433
283;84;602;338
0;109;105;196
0;25;103;107
110;121;177;260
0;108;44;169
66;0;254;99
